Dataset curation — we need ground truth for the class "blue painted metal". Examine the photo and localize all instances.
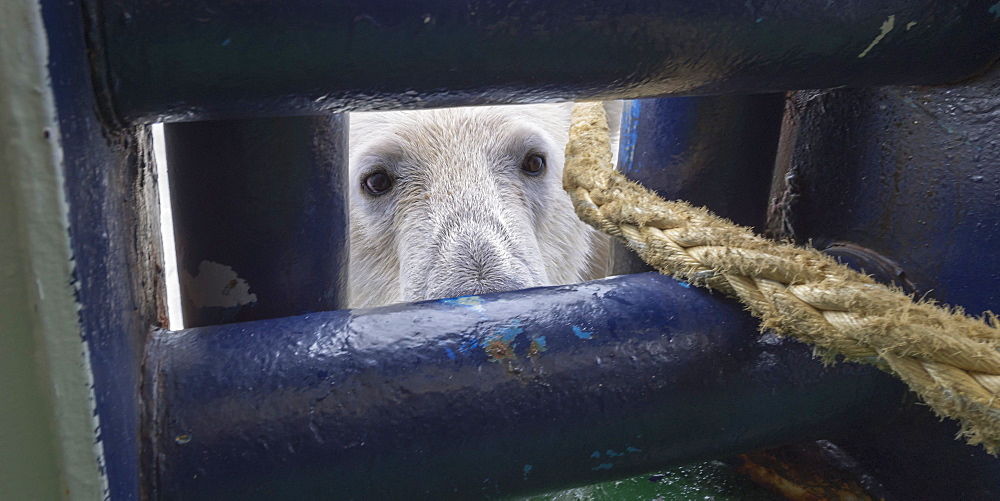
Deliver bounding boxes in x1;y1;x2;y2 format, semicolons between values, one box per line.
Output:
146;273;905;500
164;116;349;327
84;0;1000;123
40;2;165;499
613;95;785;275
769;63;1000;498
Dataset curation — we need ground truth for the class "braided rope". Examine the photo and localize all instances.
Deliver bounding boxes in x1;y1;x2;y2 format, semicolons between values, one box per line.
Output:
564;102;1000;453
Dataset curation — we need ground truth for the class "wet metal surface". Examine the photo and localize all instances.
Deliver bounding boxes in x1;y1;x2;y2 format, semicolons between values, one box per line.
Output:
146;274;905;500
771;63;1000;500
164;116;349;327
85;0;1000;123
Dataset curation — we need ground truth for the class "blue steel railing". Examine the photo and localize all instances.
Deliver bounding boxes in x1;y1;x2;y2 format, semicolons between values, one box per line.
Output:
36;0;1000;499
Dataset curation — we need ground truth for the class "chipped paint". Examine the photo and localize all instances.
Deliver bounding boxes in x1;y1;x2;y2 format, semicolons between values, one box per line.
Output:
483;319;525;364
495;318;523;343
858;15;895;58
522;464;533;480
445;347;456;360
590;451;601;459
572;326;593;339
183;260;258;308
484;336;516;363
440;295;487;312
991;2;1000;20
591;463;613;471
527;336;547;357
906;21;917;30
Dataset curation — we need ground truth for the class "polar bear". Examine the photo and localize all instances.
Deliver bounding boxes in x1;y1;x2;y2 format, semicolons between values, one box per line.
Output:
347;102;620;308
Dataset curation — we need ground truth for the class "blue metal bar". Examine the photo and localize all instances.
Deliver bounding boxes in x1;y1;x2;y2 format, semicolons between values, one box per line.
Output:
769;64;1000;498
85;0;1000;124
613;95;785;275
37;2;165;499
164;116;349;327
145;273;905;500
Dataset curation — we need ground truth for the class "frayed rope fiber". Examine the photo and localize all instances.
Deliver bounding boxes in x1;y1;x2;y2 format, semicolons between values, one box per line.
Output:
564;102;1000;454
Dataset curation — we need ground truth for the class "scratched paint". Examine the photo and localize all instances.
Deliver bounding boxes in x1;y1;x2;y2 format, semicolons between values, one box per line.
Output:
858;15;896;58
572;326;594;339
457;338;480;355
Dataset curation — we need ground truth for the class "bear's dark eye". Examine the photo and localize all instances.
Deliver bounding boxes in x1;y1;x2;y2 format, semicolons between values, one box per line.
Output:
362;170;394;196
521;154;545;176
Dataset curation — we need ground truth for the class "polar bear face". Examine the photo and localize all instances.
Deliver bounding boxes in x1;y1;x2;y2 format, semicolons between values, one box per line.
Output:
348;103;611;308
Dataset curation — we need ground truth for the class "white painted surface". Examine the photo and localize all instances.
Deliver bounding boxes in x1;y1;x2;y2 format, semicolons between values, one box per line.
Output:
0;1;107;498
152;124;184;329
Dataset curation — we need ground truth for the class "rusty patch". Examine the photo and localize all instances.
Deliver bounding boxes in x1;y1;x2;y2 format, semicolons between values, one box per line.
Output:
485;337;516;362
737;443;884;501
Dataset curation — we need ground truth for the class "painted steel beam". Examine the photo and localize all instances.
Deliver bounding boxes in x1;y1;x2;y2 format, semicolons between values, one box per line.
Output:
769;63;1000;499
83;0;1000;124
145;273;906;500
164;116;349;327
612;95;785;275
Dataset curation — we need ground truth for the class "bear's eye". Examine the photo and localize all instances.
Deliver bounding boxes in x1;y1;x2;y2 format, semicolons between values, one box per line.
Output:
362;170;394;196
521;154;545;176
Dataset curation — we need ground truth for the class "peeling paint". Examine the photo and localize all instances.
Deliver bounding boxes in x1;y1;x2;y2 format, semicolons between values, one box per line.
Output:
183;260;258;308
484;336;516;363
858;15;895;58
482;319;524;364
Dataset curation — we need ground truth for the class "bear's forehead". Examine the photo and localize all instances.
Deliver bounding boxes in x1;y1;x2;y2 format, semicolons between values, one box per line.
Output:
392;109;515;146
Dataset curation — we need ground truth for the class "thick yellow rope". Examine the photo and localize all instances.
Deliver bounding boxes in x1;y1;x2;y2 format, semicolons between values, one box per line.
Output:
564;102;1000;453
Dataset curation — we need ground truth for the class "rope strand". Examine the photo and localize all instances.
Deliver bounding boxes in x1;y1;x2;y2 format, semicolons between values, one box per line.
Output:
564;102;1000;454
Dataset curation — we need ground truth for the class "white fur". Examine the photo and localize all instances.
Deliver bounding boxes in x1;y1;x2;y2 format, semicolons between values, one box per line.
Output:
348;103;619;308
